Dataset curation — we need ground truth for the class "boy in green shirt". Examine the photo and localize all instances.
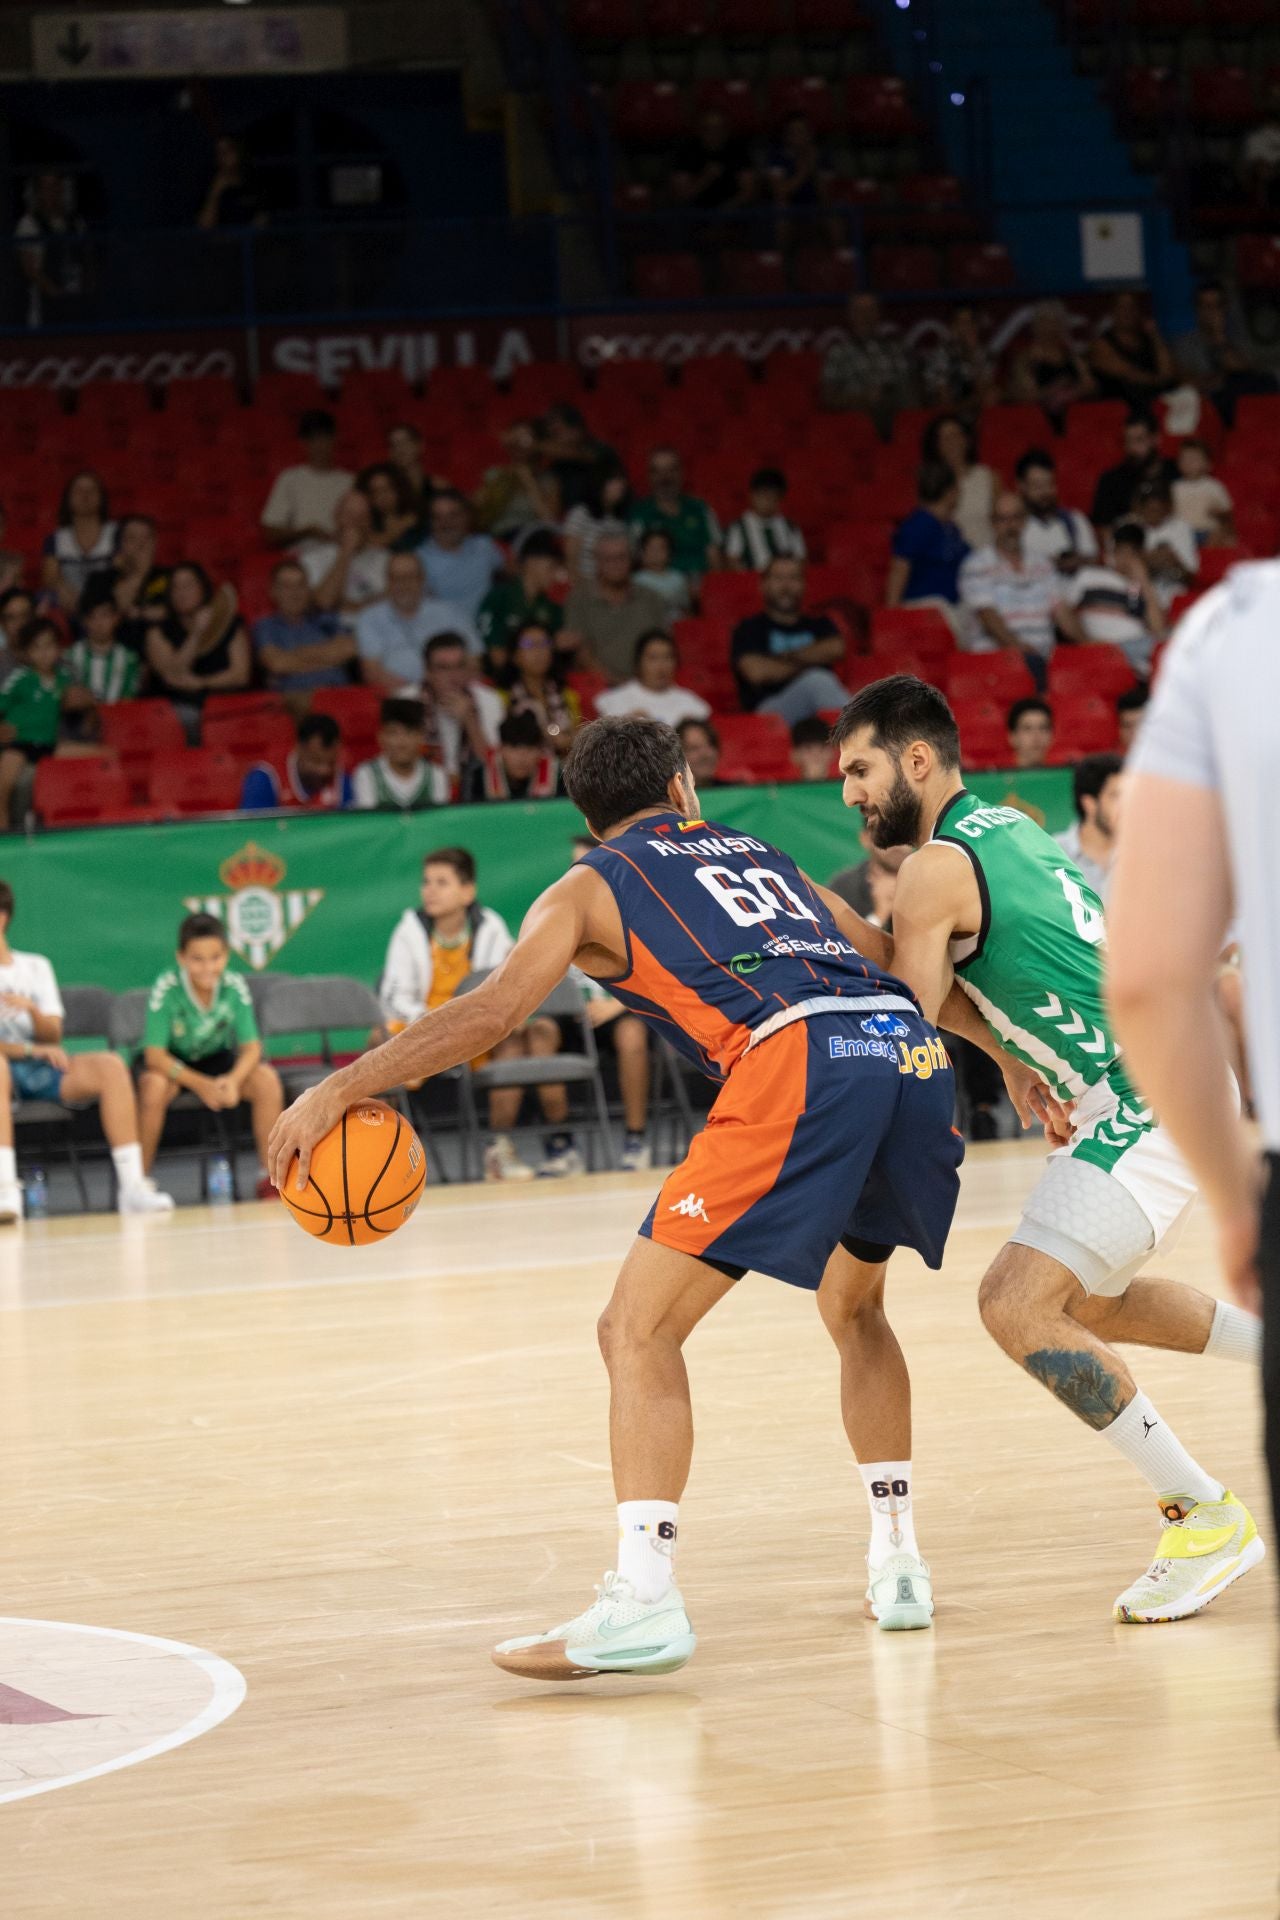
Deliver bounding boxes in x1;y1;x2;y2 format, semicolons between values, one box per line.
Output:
0;615;89;828
66;582;140;706
139;912;284;1201
476;530;565;677
628;447;722;579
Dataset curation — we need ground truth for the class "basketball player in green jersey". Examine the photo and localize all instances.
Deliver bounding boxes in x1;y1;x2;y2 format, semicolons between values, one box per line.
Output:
833;675;1265;1623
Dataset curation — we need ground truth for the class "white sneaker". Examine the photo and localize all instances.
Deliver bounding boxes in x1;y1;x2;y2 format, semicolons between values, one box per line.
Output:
539;1142;585;1178
0;1181;22;1224
483;1135;535;1183
1114;1491;1265;1623
492;1571;696;1681
118;1179;175;1215
619;1136;652;1172
865;1551;934;1630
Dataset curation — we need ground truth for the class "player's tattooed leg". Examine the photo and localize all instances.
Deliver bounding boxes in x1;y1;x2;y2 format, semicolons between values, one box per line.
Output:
1022;1348;1127;1429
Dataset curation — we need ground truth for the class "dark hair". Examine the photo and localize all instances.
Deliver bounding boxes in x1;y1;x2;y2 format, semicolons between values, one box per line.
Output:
58;470;108;527
0;587;32;620
917;459;956;508
921;412;976;468
677;715;720;750
430;487;469;512
1196;278;1226;300
115;512;155;542
178;911;227;950
380;697;426;732
1113;519;1147;553
637;525;673;557
423;845;476;885
78;577;118;621
1133;477;1171;508
1125;408;1158;435
499;708;544;749
271;557;308;584
749;466;787;494
1007;696;1053;731
297;712;341;749
1072;751;1124;820
831;675;961;771
1015;447;1056;482
356;461;415;527
545;401;587;433
516;528;562;563
167;560;213;612
502;622;565;695
763;550;805;576
1179;436;1210;458
17;616;60;655
1116;683;1149;716
563;714;686;834
423;630;469;663
299;409;336;440
633;627;676;674
790;716;830;749
583;461;631;521
0;880;14;924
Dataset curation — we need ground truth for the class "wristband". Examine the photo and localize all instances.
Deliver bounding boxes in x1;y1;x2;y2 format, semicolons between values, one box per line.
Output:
167;1059;183;1082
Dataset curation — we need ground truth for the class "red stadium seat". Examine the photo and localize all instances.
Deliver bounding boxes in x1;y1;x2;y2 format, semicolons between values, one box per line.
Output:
869;245;939;294
949;697;1011;771
700;573;765;625
1196;548;1244;590
715;713;794;783
568;0;636;37
1231;392;1280;444
718;0;787;32
947;242;1016;290
692;78;761;139
870;605;955;666
33;757;134;828
767;76;836;136
203;691;289;726
1050;693;1120;757
98;700;187;797
946;652;1037;704
721;250;789;296
845;76;919;141
310;685;384;752
201;707;295;764
793;247;860;296
1048;645;1136;701
794;0;870;35
632;252;704;300
643;0;712;35
613;80;688;145
1236;233;1280;290
1189;67;1256;129
149;750;244;817
1120;68;1179;127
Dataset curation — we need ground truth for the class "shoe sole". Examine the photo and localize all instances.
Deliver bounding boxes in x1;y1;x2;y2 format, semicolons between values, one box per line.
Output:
1114;1532;1266;1624
492;1632;696;1681
864;1594;934;1631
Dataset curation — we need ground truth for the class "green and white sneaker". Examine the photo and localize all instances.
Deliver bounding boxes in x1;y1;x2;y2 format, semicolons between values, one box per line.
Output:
1114;1490;1265;1624
865;1552;934;1631
491;1571;696;1681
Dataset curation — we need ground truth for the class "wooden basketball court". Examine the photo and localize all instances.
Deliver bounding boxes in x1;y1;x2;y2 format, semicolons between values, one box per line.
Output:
1;1141;1274;1918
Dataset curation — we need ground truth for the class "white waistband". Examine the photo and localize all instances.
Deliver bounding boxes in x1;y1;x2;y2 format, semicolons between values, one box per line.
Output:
744;994;918;1053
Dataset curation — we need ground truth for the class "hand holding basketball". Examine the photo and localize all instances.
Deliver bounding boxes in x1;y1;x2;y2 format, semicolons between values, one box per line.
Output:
275;1095;427;1247
268;1080;344;1193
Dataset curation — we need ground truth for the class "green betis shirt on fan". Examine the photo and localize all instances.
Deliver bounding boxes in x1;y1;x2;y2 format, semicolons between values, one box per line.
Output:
144;967;258;1065
931;789;1154;1175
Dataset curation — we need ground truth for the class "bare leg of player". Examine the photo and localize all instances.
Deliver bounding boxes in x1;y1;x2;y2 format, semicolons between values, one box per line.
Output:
1074;1275;1260;1361
816;1246;932;1630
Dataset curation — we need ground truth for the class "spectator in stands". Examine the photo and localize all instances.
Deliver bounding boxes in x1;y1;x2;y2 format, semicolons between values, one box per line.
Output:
1241;79;1280;211
827;833;910;920
0;618;81;824
146;562;250;738
16;170;87;330
820;291;916;438
1131;477;1198;610
138;911;282;1202
356;552;478;688
790;716;834;782
724;468;807;572
299;489;389;616
887;460;969;626
922;412;995;551
766;112;829;237
958;491;1087;689
921;305;1000;414
1063;521;1165;674
501;620;580;757
196;135;264;230
477;529;565;678
411;631;504;783
386;423;439;523
595;630;711;729
1090;410;1177;529
261;411;354;552
65;580;139;706
1015;449;1098;575
1087;291;1176;412
252;558;355;697
464;708;561;803
1174;281;1276;428
1009;299;1094;427
378;845;575;1180
731;556;848;725
1116;682;1149;751
240;711;353;812
561;530;670;683
670;106;757;212
562;464;632;583
1007;696;1054;771
41;471;116;614
416;489;502;623
356;462;424;553
0;877;172;1218
473;419;557;539
0;505;23;598
677;715;723;788
352;697;450;812
109;514;168;653
540;404;618;520
1172;436;1235;545
1054;752;1125;902
629;448;722;580
632;527;691;616
0;590;34;685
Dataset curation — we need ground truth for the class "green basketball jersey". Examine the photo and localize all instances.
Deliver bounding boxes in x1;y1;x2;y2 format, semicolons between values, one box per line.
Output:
932;790;1152;1171
144;966;257;1063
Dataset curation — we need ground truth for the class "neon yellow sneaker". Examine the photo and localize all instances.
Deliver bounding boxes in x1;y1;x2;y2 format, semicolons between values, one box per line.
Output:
865;1552;934;1631
491;1572;696;1681
1114;1491;1265;1624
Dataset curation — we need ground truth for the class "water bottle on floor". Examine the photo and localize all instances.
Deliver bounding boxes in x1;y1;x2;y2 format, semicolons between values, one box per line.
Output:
25;1168;49;1220
207;1155;234;1206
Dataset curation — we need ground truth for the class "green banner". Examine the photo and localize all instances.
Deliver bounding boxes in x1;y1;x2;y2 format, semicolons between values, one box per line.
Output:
10;770;1072;993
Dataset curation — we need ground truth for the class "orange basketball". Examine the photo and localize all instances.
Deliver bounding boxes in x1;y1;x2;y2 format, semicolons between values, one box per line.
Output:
280;1099;426;1247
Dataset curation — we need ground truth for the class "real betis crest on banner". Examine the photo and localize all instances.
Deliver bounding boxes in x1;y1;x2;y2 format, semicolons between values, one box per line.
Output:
184;842;324;971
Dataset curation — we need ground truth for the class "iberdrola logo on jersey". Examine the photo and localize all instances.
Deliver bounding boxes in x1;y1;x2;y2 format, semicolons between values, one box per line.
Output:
183;842;324;971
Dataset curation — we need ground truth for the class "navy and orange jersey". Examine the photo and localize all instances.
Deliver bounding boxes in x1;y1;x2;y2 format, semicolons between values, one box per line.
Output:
578;810;916;1080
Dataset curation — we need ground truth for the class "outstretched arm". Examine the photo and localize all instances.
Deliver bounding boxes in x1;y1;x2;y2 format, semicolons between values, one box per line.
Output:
267;877;589;1190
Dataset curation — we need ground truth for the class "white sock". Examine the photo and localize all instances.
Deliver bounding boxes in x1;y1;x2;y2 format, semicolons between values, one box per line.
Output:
1103;1392;1223;1505
1204;1298;1263;1365
111;1143;145;1189
0;1147;14;1186
616;1500;678;1602
859;1461;919;1562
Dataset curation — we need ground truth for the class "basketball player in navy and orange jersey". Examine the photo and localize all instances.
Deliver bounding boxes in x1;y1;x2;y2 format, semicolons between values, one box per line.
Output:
269;716;1058;1679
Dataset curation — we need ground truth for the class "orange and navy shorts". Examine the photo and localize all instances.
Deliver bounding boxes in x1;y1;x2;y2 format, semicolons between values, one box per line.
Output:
642;1007;965;1290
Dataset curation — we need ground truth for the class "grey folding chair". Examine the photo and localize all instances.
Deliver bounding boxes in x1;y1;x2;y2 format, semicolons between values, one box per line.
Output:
109;986;245;1200
12;982;118;1210
456;970;617;1180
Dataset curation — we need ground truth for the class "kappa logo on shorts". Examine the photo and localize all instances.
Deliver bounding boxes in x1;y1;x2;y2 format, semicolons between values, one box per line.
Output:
668;1193;711;1223
861;1013;910;1039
